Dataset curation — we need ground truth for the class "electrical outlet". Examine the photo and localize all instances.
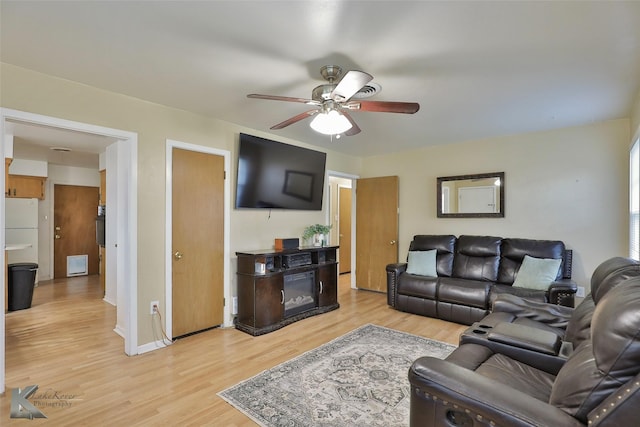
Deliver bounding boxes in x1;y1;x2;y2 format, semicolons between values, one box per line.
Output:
150;300;159;315
576;286;585;298
232;297;238;315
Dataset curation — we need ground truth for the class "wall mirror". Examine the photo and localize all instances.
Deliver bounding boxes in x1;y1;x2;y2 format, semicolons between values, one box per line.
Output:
437;172;505;218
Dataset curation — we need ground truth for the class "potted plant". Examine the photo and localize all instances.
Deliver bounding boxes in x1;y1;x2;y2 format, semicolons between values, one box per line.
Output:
303;224;332;247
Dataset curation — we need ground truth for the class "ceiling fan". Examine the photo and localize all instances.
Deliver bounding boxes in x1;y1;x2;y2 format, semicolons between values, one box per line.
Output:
247;65;420;136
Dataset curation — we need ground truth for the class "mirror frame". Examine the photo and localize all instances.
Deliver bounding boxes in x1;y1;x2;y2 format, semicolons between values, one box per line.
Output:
437;172;505;218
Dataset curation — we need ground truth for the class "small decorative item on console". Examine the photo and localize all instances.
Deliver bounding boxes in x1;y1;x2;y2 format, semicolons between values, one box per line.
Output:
302;224;332;247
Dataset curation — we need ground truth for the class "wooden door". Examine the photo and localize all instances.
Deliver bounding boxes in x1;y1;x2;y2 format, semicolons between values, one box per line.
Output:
53;185;100;279
172;148;224;337
338;186;352;274
355;176;399;292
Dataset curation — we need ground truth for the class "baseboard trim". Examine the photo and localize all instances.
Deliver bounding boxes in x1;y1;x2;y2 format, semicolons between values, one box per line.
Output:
113;325;125;338
137;339;169;354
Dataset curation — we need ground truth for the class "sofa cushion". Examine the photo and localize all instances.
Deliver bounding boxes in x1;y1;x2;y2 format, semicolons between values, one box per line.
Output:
512;255;562;290
409;235;456;277
498;238;565;285
452;235;501;281
397;274;438;299
438;277;490;308
475;353;556;403
446;343;556;403
406;250;437;277
491;283;547;303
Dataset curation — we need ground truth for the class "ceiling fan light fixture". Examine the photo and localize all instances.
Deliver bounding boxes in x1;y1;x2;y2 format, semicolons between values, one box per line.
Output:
309;109;352;135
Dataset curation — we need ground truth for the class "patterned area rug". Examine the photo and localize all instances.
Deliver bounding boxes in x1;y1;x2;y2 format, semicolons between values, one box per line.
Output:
218;324;456;426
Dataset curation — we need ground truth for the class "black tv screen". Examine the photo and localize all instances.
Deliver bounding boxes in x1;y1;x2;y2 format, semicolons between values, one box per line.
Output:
235;133;327;210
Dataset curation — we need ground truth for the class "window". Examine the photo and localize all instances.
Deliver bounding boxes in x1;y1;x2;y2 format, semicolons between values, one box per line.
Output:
631;139;639;260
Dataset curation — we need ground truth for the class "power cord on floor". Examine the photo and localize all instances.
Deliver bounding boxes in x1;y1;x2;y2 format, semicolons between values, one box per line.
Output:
151;305;175;347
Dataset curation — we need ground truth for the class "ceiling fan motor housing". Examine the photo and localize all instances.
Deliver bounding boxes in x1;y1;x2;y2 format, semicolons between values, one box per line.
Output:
320;65;343;82
312;84;337;102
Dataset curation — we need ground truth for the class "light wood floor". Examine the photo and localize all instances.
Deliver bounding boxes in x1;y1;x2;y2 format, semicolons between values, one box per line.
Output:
1;273;466;426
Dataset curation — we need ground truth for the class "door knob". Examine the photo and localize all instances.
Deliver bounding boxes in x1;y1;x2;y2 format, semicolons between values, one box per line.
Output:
174;251;183;260
55;234;61;240
390;240;397;245
55;226;61;231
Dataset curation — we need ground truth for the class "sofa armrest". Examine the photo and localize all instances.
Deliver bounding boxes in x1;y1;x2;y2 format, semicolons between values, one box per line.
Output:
588;372;640;427
487;322;562;355
492;293;574;328
409;357;584;427
386;263;407;307
548;279;578;307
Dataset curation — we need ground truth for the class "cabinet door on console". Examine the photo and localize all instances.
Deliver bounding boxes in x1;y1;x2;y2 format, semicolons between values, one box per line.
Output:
254;276;284;328
318;263;338;307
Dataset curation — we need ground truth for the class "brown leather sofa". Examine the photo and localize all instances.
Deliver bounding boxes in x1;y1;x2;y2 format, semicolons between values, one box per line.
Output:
386;235;577;325
408;274;640;427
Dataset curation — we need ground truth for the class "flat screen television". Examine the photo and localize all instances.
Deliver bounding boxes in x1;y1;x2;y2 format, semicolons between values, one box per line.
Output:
235;133;327;210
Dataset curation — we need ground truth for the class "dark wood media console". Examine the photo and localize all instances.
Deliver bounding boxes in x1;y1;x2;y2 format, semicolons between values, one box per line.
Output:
235;246;339;336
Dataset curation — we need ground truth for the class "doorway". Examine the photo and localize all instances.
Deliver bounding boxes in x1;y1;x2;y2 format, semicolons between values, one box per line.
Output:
53;184;100;278
328;172;357;286
1;108;138;394
338;186;352;274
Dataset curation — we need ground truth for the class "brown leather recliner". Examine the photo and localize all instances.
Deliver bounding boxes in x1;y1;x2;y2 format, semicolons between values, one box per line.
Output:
473;256;640;345
408;275;640;427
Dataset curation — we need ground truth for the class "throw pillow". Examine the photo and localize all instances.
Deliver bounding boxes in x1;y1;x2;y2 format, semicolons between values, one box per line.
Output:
406;250;437;277
512;255;562;290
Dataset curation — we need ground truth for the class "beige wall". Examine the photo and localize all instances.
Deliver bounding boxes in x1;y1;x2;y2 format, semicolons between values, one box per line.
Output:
360;119;630;287
632;89;640;142
1;63;362;346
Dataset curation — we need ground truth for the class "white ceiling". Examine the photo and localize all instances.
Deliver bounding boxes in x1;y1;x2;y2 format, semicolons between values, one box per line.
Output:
6;120;116;169
2;1;640;158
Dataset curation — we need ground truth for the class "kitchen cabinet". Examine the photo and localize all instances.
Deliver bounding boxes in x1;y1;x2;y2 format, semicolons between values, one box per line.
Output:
6;174;46;199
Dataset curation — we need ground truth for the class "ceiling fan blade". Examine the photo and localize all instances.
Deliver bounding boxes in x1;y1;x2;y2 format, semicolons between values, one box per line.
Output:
248;94;320;106
330;70;373;102
270;109;320;130
345;100;420;114
341;112;361;136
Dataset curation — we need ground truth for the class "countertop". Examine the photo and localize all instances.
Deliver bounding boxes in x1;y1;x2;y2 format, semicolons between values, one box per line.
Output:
4;243;33;251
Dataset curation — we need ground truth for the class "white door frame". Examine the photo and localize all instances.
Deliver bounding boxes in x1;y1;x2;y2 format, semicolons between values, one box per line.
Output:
327;170;359;289
0;108;138;393
164;139;231;340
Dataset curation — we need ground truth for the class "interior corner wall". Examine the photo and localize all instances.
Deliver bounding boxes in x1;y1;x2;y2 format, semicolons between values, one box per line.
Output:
632;89;640;141
0;63;362;347
360;119;630;287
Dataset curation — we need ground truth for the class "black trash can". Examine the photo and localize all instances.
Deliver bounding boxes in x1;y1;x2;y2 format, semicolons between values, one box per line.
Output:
8;263;38;311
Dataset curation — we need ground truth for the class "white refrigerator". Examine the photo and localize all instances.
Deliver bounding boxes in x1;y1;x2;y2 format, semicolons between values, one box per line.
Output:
5;198;39;278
